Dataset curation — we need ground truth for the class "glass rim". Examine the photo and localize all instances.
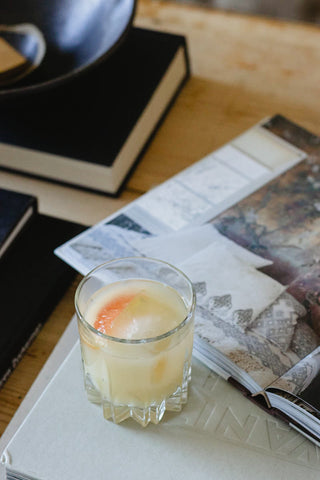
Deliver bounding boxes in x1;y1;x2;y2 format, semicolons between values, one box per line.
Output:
74;256;196;345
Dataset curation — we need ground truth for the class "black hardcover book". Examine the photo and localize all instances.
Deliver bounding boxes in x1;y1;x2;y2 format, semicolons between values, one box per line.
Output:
0;27;190;195
0;213;85;387
0;188;37;259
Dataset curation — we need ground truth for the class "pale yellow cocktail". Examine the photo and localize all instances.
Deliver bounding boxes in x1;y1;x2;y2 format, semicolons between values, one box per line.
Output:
75;258;195;426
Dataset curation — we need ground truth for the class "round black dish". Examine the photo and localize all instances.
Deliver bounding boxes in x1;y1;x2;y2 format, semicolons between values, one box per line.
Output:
0;0;136;101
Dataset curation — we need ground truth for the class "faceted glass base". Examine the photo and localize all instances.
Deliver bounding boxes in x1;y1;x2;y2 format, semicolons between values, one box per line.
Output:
84;362;191;427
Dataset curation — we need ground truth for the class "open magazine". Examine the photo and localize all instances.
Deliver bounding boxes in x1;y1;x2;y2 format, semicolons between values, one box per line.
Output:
55;115;320;446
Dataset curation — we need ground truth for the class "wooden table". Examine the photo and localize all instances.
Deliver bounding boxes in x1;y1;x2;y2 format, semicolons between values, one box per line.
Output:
1;0;320;438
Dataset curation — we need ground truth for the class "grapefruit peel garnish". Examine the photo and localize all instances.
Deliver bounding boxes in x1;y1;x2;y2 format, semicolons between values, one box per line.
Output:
94;294;136;335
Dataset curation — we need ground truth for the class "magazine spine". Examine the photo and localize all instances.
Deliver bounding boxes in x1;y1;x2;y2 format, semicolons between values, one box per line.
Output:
227;376;320;446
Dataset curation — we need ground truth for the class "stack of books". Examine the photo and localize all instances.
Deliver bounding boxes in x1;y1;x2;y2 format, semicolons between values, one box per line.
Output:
0;26;190;385
0;28;190;196
2;115;320;480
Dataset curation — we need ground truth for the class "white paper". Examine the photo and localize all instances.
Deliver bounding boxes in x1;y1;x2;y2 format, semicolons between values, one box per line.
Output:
132;224;273;268
179;243;285;327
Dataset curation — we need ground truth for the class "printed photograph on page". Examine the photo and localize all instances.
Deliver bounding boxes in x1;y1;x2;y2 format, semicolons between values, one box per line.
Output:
195;117;320;400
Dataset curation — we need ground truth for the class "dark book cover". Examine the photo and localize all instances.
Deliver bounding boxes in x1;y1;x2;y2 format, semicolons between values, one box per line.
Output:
0;188;37;258
0;213;85;387
0;27;190;195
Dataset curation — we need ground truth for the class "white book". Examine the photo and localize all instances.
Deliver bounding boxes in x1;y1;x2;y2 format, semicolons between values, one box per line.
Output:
2;333;320;480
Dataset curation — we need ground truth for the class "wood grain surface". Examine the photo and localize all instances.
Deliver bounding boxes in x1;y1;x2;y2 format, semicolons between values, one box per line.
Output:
1;0;320;436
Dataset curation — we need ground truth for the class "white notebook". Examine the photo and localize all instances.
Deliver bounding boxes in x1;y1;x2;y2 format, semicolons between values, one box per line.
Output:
2;341;320;480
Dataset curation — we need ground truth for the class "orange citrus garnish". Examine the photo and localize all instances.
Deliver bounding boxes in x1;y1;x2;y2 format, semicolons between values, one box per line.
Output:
94;294;135;334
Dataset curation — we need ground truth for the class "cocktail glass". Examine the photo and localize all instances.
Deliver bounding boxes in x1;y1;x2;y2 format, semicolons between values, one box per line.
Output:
75;257;195;426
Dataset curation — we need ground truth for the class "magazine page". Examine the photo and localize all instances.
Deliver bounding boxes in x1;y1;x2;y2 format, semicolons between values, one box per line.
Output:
132;118;320;395
131;225;310;393
266;346;320;417
54;116;316;394
55;115;305;275
203;115;320;401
